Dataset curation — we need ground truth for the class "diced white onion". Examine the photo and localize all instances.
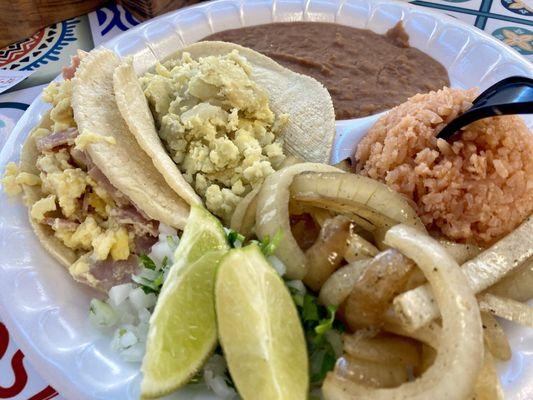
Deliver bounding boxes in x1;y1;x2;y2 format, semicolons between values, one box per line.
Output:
120;330;138;348
129;287;157;311
120;342;145;363
138;307;151;323
108;283;134;307
89;299;118;328
204;354;237;399
268;255;286;277
149;240;172;266
158;223;178;236
286;280;306;296
138;268;160;281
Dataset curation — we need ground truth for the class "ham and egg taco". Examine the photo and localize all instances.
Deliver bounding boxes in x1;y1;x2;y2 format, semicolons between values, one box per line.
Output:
113;41;336;221
4;48;198;291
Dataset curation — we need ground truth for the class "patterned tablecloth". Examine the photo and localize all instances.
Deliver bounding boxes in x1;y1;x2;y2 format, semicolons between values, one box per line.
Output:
0;0;531;398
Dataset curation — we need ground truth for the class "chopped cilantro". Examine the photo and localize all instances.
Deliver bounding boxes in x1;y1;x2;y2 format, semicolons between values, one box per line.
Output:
161;255;169;269
290;290;344;385
139;253;157;270
302;294;319;323
227;229;245;248
259;229;283;256
315;305;337;336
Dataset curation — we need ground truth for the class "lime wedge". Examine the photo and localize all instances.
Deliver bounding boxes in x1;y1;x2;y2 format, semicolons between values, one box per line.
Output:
215;244;309;400
141;206;229;399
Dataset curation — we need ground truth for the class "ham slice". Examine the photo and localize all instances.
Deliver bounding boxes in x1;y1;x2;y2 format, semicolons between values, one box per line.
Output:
111;206;159;237
36;128;78;152
62;55;81;80
87;166;129;207
42;217;79;231
134;235;159;255
70;147;90;169
89;255;141;291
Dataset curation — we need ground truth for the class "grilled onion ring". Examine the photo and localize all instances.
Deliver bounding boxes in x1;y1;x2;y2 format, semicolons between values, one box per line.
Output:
323;224;483;400
255;163;341;279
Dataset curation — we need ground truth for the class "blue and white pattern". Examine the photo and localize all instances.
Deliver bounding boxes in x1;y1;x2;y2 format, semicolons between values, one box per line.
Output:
89;4;140;46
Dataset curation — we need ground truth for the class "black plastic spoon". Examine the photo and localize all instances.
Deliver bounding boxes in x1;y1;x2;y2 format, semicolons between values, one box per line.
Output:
437;76;533;140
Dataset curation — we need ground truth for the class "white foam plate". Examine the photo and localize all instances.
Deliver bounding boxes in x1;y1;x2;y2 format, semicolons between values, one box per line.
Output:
0;0;532;399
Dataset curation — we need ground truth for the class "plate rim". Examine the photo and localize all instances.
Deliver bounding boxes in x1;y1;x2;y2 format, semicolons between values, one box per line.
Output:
1;0;533;399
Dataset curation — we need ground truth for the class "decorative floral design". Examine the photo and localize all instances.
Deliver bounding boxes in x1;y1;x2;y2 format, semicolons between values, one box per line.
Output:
501;0;533;16
0;19;79;71
96;3;139;36
493;27;533;55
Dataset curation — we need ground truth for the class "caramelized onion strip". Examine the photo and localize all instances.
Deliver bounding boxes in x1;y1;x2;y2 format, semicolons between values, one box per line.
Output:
479;293;533;328
255;163;341;279
290;172;426;232
323;224;483;400
230;186;260;238
393;217;533;331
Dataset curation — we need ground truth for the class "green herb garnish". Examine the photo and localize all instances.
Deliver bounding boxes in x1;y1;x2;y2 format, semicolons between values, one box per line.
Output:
227;229;245;248
291;291;343;385
259;229;283;256
139;253;157;270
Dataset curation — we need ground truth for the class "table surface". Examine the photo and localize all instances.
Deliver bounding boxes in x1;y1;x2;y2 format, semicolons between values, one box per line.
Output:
0;0;532;398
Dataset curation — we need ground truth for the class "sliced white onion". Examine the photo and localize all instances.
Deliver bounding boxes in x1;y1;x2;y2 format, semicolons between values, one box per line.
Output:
479;293;533;328
255;162;342;279
319;259;370;307
290;172;426;232
323;224;484;400
393;216;533;331
230;186;260;238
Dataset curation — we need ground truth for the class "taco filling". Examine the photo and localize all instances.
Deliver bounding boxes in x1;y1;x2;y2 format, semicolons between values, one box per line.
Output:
140;50;288;221
3;59;160;291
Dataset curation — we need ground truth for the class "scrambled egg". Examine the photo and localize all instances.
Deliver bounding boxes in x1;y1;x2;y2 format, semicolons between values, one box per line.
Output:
1;162;40;196
42;80;76;133
74;130;116;150
2;80;134;271
141;50;288;221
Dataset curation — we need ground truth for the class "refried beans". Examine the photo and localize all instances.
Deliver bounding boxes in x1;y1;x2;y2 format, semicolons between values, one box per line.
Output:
204;22;450;119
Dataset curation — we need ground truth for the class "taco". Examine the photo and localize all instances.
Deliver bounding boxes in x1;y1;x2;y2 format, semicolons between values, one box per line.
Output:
113;41;335;221
5;48;195;292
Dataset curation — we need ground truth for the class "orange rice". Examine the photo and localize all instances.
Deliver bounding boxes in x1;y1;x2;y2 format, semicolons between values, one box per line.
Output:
356;87;533;245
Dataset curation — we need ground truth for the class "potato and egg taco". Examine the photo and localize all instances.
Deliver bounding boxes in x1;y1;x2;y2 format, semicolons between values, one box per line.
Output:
113;41;336;221
5;48;197;291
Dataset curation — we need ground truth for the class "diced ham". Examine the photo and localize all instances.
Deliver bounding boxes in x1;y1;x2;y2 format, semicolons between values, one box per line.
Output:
87;166;129;207
36;128;78;152
42;217;79;231
70;147;91;169
62;55;81;80
110;206;159;237
134;235;159;255
89;255;141;291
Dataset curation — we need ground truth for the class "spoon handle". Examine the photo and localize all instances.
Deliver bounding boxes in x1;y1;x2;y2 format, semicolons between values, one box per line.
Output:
437;76;533;140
